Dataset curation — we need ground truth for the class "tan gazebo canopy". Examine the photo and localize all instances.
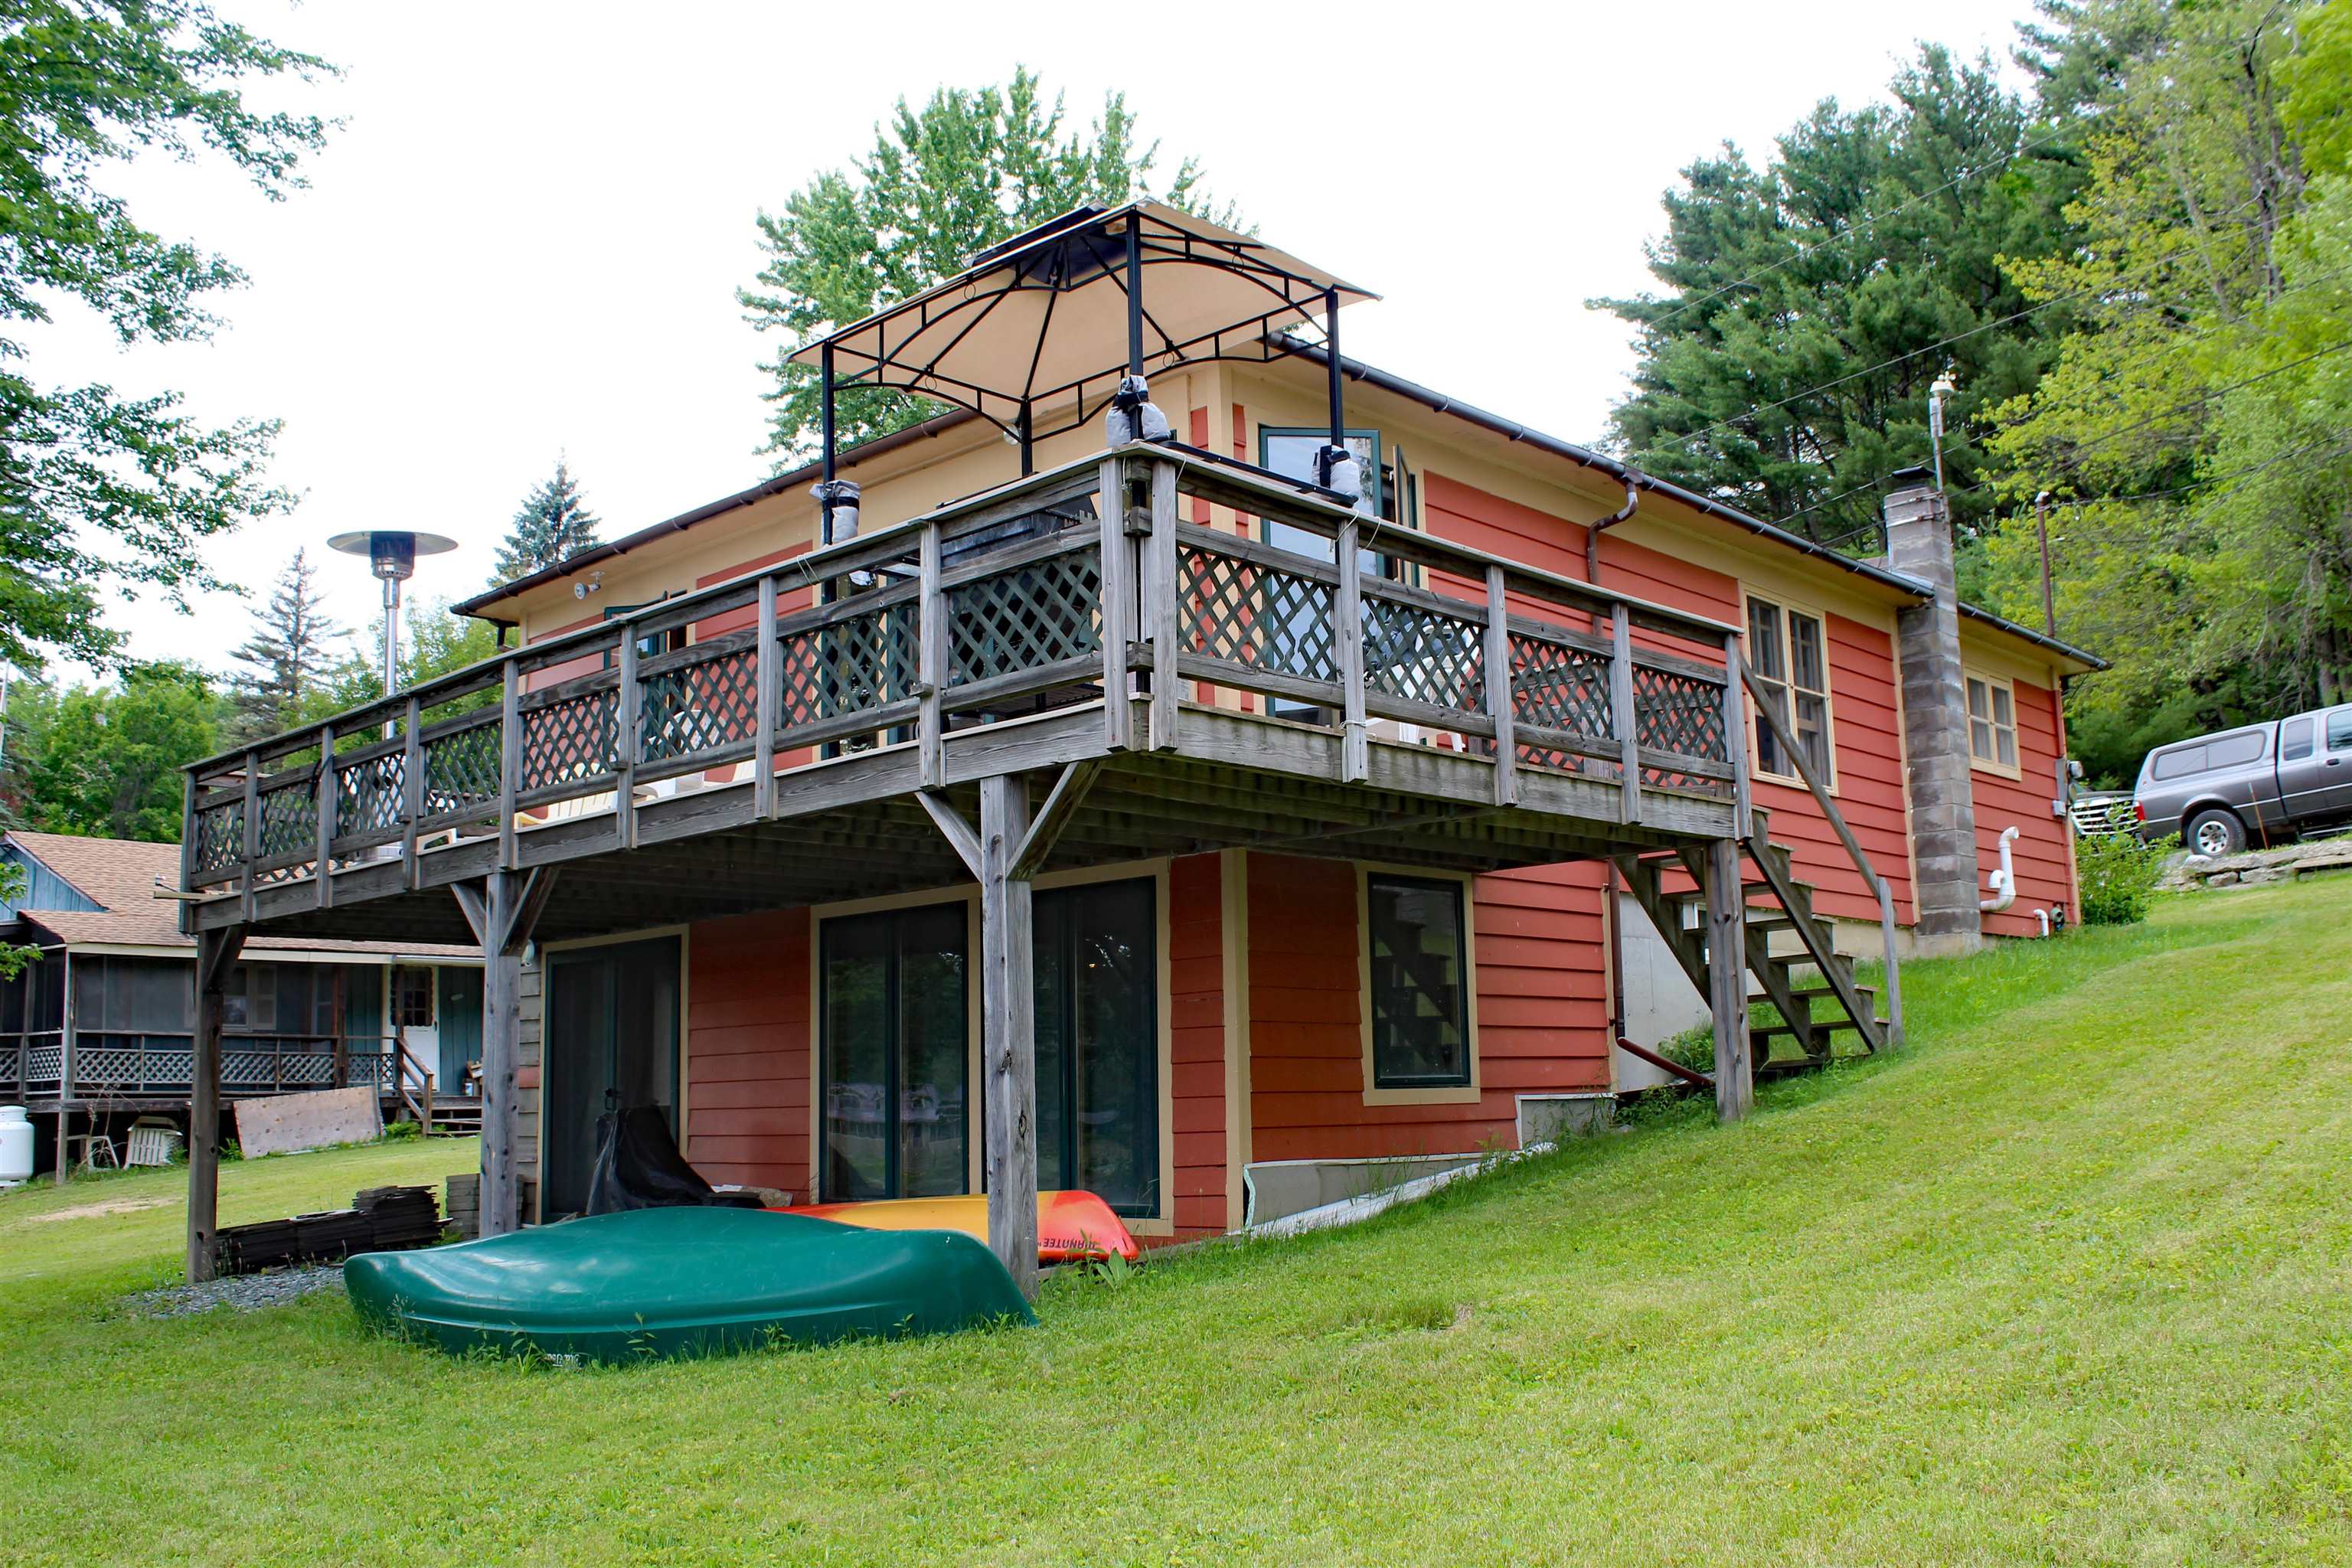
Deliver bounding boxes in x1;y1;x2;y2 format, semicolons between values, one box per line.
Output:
791;201;1377;468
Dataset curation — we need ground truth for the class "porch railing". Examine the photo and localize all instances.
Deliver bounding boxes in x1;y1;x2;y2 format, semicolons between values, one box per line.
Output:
0;1030;415;1100
181;444;1746;902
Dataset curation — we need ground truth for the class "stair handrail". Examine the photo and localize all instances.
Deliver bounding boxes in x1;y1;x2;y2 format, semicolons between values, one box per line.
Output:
1736;653;1905;1049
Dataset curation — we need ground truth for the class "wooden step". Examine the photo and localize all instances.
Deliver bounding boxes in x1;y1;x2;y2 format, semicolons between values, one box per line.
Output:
1753;1016;1881;1043
1782;984;1875;1003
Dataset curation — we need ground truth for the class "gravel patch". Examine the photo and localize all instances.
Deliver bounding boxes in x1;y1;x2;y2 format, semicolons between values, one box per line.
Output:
128;1264;346;1318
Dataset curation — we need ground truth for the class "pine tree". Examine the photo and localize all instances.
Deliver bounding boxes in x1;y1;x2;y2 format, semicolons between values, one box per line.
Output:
1593;45;2082;551
226;548;343;742
492;459;602;583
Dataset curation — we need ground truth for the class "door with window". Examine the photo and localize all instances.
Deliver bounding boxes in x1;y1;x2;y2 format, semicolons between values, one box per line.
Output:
819;904;969;1203
388;964;438;1095
1034;877;1160;1217
544;936;682;1219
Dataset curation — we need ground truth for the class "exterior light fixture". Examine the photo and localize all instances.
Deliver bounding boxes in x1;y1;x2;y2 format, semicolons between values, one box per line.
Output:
328;529;459;709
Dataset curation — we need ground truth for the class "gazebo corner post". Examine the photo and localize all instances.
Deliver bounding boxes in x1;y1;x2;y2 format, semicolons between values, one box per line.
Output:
978;773;1040;1299
819;340;837;488
1323;285;1345;475
186;923;247;1283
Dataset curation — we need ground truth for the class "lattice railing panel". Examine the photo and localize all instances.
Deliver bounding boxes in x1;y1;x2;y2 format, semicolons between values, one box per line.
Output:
191;801;242;874
642;645;757;761
780;603;920;727
1181;547;1337;684
1511;633;1617;775
335;752;405;839
423;721;501;812
26;1045;62;1083
1632;664;1728;763
1364;597;1485;714
947;550;1101;687
256;780;318;861
521;688;619;790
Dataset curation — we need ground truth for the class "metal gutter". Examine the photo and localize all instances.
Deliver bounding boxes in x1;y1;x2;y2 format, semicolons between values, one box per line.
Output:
453;407;979;623
1958;602;2108;671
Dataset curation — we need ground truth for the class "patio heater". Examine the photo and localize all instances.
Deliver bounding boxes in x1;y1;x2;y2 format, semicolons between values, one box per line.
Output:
328;529;459;728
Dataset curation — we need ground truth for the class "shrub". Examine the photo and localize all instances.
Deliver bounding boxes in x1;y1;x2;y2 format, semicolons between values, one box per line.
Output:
2077;831;2177;925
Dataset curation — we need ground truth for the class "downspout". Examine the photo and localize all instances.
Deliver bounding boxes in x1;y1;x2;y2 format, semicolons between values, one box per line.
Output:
1590;475;1642;1062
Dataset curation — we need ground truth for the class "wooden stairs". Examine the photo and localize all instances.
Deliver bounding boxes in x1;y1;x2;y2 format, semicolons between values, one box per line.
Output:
1616;812;1889;1080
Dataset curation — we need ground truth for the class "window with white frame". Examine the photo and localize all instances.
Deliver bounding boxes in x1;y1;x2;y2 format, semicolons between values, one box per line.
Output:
1966;672;2019;772
1746;595;1834;785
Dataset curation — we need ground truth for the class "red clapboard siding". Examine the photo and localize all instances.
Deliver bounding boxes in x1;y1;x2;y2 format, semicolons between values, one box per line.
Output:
1244;852;1607;1163
1167;854;1228;1237
1971;675;2076;937
524;610;606;693
684;907;811;1195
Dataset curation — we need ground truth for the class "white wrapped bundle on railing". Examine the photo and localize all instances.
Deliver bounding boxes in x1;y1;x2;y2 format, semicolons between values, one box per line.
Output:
1318;443;1364;508
813;479;871;586
1103;374;1170;445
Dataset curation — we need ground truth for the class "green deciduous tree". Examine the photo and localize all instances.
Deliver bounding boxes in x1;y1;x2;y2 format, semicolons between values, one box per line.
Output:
1596;46;2082;550
1979;0;2350;779
225;547;345;742
491;458;600;584
1;662;224;840
0;1;333;673
741;67;1235;462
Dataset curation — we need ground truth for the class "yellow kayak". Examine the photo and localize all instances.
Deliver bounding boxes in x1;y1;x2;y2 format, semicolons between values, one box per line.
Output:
778;1190;1139;1262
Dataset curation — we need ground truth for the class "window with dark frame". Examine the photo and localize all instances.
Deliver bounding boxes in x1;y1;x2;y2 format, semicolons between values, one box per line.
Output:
390;965;436;1030
1365;874;1471;1089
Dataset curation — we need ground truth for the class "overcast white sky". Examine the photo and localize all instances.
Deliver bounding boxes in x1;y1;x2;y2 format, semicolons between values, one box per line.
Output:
32;0;2040;682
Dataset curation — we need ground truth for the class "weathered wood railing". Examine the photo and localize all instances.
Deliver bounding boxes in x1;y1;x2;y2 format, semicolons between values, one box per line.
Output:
181;446;1745;905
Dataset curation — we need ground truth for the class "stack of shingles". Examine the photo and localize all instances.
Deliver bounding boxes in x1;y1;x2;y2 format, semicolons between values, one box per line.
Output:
214;1185;444;1275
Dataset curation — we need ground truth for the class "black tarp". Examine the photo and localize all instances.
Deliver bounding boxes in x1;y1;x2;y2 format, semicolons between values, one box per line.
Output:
583;1104;763;1216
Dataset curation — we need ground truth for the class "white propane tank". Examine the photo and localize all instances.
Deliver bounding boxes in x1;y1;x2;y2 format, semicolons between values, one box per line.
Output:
0;1106;33;1187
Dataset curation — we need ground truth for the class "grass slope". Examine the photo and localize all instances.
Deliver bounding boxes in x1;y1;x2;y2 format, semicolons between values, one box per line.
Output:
4;881;2350;1565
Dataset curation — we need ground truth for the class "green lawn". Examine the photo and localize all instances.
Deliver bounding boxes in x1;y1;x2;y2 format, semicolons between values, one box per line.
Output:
5;880;2352;1566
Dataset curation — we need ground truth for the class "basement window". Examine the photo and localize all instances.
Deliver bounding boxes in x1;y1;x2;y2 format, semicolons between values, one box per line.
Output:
1366;874;1472;1089
1746;595;1834;786
1965;671;2020;775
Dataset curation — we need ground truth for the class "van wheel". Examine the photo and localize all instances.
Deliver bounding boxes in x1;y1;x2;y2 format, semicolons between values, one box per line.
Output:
2186;808;2244;858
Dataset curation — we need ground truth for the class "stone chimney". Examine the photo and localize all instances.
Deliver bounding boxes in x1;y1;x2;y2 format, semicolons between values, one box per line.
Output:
1883;469;1982;955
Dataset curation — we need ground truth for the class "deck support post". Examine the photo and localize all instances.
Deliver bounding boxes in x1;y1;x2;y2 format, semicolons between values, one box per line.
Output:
1334;518;1368;782
1703;837;1753;1124
54;949;75;1186
1144;456;1181;752
1097;456;1135;753
186;923;247;1282
978;773;1040;1298
454;868;557;1238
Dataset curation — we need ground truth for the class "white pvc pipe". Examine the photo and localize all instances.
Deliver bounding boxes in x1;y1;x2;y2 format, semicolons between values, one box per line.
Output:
2035;907;2051;936
1981;825;2020;913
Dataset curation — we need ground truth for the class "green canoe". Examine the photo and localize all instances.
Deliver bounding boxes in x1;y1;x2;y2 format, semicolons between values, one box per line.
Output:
345;1206;1034;1362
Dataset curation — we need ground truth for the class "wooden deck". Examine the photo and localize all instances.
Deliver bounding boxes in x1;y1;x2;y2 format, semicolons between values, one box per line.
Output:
172;441;1758;1284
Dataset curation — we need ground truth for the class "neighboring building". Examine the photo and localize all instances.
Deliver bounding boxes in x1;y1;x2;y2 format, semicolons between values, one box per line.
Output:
173;204;2102;1272
1;831;480;1177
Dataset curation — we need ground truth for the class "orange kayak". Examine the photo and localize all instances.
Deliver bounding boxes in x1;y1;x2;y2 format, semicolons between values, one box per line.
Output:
776;1190;1139;1263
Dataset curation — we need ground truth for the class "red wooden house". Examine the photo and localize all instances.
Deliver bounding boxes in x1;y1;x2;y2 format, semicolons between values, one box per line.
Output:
173;204;2100;1287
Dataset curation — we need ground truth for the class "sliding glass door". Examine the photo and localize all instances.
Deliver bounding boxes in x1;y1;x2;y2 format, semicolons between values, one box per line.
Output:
1034;878;1158;1218
819;903;969;1202
817;879;1161;1218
